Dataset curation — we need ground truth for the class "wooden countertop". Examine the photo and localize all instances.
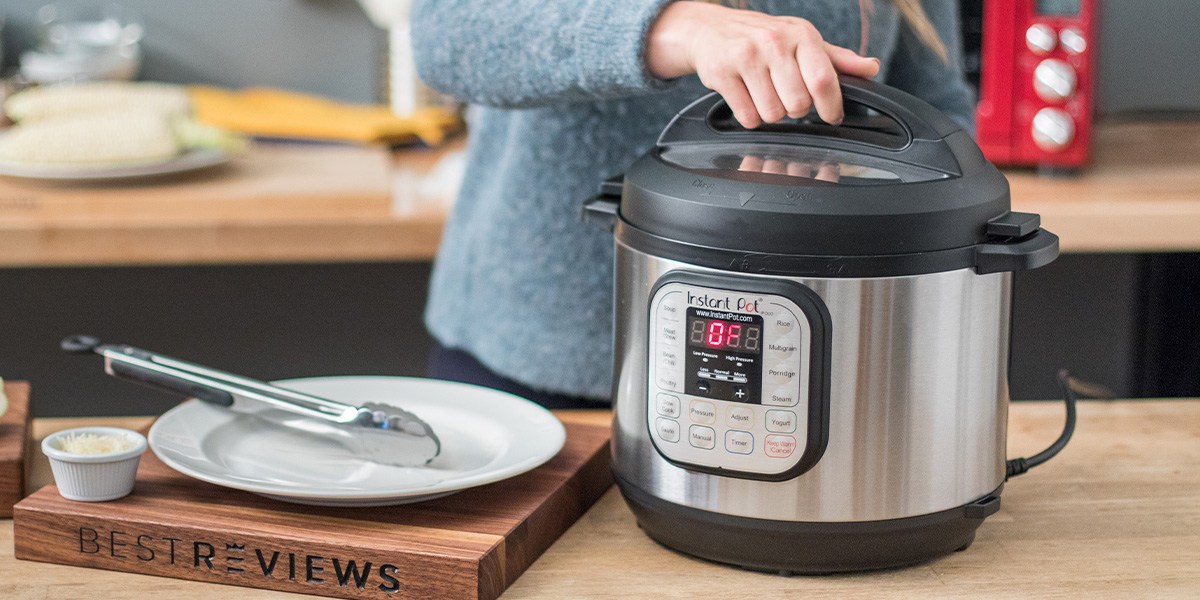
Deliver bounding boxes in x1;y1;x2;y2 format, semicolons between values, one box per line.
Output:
3;400;1198;598
0;120;1199;267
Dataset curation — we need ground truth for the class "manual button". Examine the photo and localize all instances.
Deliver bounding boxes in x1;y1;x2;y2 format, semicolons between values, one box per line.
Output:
689;425;716;449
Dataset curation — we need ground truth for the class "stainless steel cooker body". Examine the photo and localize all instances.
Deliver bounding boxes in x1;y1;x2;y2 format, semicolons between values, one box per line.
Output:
611;243;1012;524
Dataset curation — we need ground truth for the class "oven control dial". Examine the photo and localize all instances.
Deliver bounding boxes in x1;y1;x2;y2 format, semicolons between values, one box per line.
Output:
1025;24;1057;55
1033;58;1077;103
1059;27;1087;55
1031;107;1075;153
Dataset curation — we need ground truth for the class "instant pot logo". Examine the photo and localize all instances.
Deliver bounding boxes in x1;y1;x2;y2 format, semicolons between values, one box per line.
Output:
686;292;761;314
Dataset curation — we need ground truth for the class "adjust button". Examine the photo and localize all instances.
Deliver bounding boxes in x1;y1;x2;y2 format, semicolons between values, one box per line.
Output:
689;425;716;449
764;434;797;458
656;393;680;418
727;406;754;428
725;430;754;455
656;418;680;443
689;401;716;425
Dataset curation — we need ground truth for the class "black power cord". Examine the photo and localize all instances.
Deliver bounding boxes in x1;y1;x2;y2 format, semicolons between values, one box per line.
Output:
1006;369;1080;479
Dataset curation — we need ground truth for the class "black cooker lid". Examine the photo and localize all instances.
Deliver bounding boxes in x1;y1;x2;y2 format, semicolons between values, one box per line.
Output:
607;77;1058;276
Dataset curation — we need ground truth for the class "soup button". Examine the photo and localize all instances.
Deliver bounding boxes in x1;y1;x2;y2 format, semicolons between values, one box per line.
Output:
764;434;797;458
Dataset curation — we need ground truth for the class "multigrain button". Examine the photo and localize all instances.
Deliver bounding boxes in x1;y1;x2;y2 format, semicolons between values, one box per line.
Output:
689;425;716;449
764;434;797;458
765;410;797;433
725;430;753;454
655;418;680;443
656;393;680;418
727;406;754;428
689;401;716;424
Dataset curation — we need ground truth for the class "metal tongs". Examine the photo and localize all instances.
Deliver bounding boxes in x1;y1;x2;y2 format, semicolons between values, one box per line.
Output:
61;335;441;467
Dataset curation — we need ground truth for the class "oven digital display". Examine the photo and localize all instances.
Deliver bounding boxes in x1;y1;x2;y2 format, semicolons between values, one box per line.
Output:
1036;0;1080;16
687;315;762;354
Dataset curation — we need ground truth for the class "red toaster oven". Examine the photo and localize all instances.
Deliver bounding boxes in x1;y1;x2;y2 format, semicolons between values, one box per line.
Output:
974;0;1096;169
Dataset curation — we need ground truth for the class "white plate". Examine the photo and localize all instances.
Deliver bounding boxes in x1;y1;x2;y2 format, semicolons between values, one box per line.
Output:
0;148;231;182
148;376;566;506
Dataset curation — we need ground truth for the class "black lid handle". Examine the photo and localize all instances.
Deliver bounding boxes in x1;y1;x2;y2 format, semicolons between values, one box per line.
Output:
657;76;964;157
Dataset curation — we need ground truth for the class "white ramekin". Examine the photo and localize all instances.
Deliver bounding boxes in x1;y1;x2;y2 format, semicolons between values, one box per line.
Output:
41;426;148;502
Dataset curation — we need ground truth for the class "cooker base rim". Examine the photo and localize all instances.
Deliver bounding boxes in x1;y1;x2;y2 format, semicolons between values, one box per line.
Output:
617;475;1003;574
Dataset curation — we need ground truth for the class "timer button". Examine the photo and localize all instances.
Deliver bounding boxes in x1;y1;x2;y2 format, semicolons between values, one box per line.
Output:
725;430;754;455
1031;107;1075;153
1033;58;1077;103
1025;23;1057;55
1059;27;1087;55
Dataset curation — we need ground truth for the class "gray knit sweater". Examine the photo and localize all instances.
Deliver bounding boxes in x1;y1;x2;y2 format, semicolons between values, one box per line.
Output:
413;0;974;400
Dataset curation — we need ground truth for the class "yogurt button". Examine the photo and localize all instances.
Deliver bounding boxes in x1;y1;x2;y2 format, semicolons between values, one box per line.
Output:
765;410;797;433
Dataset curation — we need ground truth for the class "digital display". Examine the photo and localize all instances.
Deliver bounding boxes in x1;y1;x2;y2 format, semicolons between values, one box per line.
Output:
1036;0;1080;16
687;315;761;354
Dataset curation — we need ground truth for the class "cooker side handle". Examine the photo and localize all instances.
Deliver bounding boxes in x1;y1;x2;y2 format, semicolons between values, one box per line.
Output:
582;175;624;228
975;229;1060;274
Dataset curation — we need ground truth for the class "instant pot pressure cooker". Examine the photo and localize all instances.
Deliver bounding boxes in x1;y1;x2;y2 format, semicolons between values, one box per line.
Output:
586;77;1073;573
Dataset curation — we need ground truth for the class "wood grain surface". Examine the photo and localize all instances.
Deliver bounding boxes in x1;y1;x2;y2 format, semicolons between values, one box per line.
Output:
0;381;30;518
3;402;1197;599
12;411;612;600
0;142;456;267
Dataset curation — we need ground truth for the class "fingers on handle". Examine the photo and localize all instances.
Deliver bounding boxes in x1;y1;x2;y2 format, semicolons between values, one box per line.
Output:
825;43;882;78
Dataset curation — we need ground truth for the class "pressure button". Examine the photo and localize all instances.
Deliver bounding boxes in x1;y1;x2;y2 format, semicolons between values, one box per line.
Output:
689;401;716;425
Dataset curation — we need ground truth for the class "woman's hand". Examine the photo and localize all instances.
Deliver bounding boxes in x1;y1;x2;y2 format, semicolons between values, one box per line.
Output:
647;1;881;128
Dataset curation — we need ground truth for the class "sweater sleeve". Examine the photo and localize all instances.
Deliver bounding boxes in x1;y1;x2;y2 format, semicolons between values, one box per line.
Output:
411;0;678;108
884;0;976;135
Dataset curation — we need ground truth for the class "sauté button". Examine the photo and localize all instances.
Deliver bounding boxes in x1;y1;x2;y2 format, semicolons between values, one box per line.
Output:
764;434;797;458
765;410;797;433
727;406;754;428
689;425;716;449
725;430;754;455
689;401;716;424
656;393;680;418
656;418;680;443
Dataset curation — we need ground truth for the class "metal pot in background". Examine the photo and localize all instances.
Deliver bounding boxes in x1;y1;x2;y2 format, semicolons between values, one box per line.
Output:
587;77;1072;573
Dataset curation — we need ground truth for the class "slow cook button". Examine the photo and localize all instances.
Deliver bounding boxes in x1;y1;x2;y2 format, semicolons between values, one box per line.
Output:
689;425;716;449
727;405;754;428
764;434;797;458
656;393;680;418
656;418;680;443
765;410;797;433
689;400;716;424
725;430;753;454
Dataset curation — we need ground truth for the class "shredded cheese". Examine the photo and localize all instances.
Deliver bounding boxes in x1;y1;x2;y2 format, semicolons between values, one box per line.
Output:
56;432;135;455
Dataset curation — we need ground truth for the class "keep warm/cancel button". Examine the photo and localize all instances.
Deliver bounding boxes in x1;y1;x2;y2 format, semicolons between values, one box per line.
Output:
764;434;797;458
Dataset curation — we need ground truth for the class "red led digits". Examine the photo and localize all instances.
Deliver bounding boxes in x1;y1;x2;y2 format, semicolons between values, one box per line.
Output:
706;320;725;347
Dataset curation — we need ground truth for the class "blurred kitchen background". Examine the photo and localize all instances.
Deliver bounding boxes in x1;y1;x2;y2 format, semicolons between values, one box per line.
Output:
0;0;1197;416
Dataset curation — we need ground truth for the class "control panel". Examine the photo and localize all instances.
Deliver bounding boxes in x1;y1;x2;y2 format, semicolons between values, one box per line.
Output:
647;274;829;480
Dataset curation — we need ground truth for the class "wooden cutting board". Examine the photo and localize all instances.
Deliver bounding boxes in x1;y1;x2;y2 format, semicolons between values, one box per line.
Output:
13;412;612;600
0;381;31;518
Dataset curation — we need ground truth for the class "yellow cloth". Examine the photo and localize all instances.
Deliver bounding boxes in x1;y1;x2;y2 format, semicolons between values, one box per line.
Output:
186;86;461;146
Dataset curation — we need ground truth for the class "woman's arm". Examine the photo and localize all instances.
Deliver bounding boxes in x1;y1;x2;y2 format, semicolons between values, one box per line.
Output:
411;0;678;109
413;0;879;126
884;0;976;134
